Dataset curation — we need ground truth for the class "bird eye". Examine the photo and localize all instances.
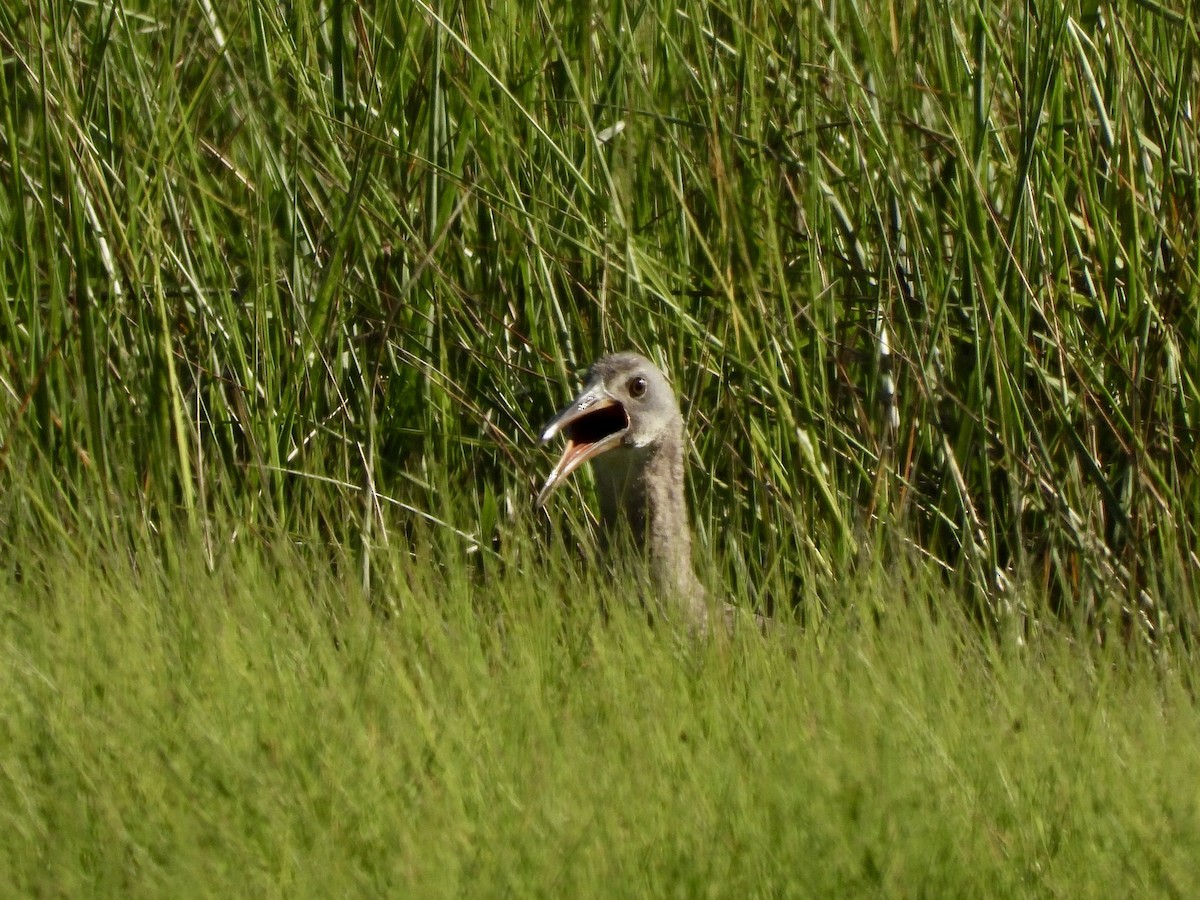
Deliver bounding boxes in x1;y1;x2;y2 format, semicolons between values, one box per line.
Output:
628;376;648;398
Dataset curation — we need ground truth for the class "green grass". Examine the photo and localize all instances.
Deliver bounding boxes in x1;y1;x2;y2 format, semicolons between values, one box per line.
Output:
2;0;1200;892
2;0;1196;623
3;534;1198;896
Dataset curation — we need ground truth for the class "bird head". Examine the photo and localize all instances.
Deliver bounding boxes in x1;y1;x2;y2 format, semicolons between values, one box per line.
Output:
535;352;682;507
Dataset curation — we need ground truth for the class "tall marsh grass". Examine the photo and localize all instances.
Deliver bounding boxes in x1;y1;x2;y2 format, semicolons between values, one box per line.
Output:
2;1;1197;631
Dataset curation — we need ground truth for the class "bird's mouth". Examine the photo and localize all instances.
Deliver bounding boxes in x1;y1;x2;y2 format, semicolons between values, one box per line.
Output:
535;390;629;508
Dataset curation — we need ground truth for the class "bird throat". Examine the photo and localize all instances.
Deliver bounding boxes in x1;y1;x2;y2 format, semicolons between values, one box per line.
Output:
589;432;699;602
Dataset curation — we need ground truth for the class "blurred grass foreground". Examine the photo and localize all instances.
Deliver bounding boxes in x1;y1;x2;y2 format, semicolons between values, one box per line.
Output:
1;0;1199;894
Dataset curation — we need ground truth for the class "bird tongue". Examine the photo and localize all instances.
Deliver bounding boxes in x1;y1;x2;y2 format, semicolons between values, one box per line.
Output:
556;438;599;480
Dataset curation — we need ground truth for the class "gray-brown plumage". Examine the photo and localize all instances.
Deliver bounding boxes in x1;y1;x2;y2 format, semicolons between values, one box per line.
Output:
535;352;712;631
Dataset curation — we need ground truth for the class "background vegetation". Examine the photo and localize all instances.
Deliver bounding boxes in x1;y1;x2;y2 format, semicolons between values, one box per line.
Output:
1;0;1198;893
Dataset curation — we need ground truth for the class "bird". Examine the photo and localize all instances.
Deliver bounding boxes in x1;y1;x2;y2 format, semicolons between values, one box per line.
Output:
535;351;721;633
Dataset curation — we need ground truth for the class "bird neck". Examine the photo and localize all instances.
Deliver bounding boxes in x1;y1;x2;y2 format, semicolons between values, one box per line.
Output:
591;430;702;602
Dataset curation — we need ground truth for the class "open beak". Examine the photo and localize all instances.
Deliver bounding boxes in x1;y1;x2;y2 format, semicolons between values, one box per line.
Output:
535;382;630;507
